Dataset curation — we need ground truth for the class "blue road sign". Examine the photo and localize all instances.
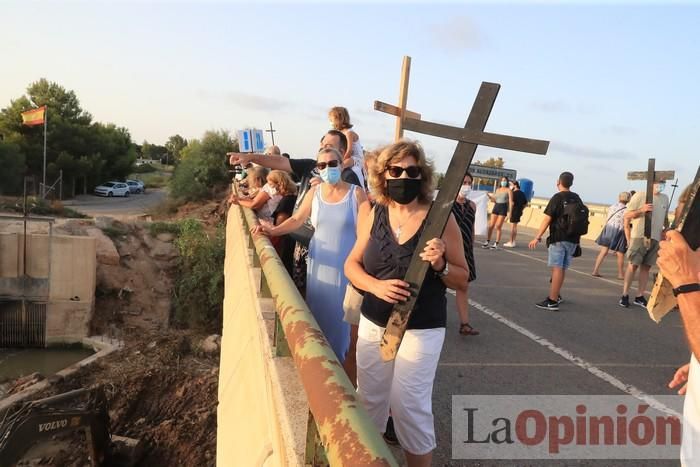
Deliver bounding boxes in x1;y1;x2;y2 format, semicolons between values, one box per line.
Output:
237;130;253;152
252;129;265;153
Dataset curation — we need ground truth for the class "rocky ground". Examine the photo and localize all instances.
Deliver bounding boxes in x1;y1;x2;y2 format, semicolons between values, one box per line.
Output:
3;196;229;466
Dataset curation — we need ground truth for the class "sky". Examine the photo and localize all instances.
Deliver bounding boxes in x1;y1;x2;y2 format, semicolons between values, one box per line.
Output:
2;1;698;204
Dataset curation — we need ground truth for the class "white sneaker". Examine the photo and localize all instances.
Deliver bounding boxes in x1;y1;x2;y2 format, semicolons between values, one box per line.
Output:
489;242;499;250
503;241;516;248
481;241;490;249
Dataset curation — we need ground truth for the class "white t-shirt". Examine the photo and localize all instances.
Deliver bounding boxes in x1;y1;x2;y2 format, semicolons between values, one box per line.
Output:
682;353;700;466
257;183;282;222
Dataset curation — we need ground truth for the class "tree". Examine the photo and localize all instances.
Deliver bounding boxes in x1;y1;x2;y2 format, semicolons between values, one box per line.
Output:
164;134;188;165
434;172;446;189
476;156;505;168
170;130;238;202
0;142;26;195
0;79;136;195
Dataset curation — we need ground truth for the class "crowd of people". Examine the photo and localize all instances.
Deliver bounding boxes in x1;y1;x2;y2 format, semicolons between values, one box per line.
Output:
227;106;698;465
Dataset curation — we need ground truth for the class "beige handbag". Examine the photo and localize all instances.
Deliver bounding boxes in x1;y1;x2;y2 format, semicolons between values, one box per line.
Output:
342;283;363;326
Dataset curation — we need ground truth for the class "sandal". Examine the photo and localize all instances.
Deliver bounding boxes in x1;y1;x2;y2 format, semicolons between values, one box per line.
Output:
459;322;480;336
591;273;603;278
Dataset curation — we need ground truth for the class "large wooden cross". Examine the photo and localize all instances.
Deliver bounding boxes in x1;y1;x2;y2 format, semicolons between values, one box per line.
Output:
374;57;550;361
647;166;700;322
627;158;675;243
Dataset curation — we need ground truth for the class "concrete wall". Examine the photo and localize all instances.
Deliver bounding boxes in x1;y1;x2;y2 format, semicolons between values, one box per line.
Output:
0;232;96;344
217;206;305;467
492;197;611;242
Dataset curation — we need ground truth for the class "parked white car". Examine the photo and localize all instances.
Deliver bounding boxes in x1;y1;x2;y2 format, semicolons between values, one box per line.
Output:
126;179;145;194
94;181;130;197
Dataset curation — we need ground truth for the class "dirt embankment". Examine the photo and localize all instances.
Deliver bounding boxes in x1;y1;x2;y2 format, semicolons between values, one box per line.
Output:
11;196;230;466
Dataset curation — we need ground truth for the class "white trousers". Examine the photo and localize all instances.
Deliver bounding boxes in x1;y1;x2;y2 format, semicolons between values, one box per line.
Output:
356;314;445;455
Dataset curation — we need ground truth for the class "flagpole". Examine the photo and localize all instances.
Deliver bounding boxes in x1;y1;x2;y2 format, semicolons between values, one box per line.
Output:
42;107;47;198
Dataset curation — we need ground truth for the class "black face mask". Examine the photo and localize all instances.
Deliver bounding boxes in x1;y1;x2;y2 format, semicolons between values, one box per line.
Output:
386;178;422;205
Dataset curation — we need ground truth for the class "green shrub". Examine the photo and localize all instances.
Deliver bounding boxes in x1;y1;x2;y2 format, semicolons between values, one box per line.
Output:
169;130;238;202
132;163;157;174
0;197;88;218
101;225;128;239
173;219;225;330
147;221;181;237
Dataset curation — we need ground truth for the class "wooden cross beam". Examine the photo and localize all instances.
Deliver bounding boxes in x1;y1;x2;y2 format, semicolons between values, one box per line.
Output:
647;165;700;322
376;79;549;361
627;158;675;241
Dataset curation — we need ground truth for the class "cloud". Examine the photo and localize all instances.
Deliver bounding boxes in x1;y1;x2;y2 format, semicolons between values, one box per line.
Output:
429;16;484;52
224;92;294;111
530;99;571;113
196;89;294;112
603;124;637;136
530;100;596;115
551;141;637;161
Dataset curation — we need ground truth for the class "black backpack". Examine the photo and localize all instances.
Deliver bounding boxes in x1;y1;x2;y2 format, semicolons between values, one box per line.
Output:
559;195;589;237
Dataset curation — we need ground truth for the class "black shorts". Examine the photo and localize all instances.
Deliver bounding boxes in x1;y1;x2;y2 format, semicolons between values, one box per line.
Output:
492;203;508;217
510;209;523;223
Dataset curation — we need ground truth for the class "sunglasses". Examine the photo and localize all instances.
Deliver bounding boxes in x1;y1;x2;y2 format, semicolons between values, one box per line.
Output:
316;160;340;170
386;165;421;178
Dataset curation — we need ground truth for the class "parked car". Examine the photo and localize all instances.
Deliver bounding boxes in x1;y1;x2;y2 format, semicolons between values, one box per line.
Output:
126;179;145;194
94;181;130;197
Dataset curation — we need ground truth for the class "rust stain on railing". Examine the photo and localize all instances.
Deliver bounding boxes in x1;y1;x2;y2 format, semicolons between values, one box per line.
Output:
240;206;397;467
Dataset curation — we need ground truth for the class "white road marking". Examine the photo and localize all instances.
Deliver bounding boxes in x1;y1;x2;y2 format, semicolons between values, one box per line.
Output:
439;362;680;368
446;289;681;417
499;247;624;287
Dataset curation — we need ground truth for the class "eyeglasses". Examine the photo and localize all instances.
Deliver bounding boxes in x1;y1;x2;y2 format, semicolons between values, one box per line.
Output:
316;160;340;170
386;165;421;178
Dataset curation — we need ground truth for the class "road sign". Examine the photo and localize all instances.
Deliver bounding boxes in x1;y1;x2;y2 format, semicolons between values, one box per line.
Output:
469;164;517;181
252;129;265;153
238;130;253;153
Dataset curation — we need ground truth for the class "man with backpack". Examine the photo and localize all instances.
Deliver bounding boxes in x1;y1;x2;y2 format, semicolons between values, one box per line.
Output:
528;172;589;311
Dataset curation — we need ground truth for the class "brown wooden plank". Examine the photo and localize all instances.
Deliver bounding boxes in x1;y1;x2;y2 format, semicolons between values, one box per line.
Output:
380;82;503;362
644;158;655;239
626;170;675;181
373;100;421;120
395;56;411;141
402;117;549;155
647;165;700;322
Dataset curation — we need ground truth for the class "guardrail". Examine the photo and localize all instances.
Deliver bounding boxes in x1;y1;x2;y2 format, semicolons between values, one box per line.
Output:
220;203;397;466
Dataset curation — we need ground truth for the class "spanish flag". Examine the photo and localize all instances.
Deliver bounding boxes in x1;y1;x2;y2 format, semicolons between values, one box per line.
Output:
21;105;46;126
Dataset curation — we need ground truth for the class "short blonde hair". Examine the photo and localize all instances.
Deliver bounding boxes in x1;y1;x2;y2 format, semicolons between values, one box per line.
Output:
267;170;297;196
328;106;353;130
369;140;435;206
317;147;344;163
619;191;631;203
265;145;281;155
247;166;269;189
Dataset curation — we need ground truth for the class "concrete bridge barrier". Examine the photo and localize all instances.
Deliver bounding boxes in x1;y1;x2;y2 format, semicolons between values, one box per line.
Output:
217;205;397;466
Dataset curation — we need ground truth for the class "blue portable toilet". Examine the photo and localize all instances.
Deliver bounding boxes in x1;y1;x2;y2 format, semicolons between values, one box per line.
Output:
518;178;534;202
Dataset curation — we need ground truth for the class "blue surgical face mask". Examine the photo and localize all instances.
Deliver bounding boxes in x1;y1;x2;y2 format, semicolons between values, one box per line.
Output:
500;181;508;187
320;166;341;185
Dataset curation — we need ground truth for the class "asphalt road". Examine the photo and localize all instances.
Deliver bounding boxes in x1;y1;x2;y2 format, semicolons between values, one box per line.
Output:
63;189;166;217
430;226;689;466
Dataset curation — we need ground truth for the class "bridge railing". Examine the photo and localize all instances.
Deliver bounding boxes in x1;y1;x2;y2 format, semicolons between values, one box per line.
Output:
217;203;397;466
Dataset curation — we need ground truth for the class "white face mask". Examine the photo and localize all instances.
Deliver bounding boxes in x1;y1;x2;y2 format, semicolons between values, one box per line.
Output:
459;185;472;198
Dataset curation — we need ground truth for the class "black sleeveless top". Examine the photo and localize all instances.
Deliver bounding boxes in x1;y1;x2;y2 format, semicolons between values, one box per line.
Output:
361;204;447;329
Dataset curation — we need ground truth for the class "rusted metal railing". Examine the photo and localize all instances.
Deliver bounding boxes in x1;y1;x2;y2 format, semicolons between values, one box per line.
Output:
239;205;398;467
